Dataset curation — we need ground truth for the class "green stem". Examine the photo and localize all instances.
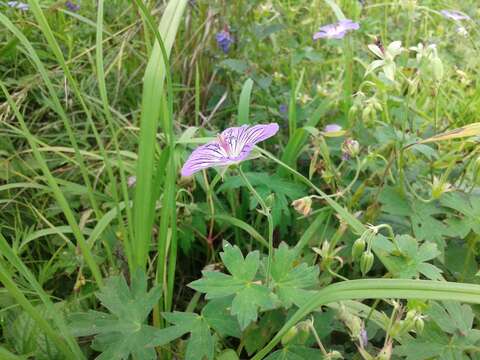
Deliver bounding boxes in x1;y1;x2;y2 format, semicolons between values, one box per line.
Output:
258;148;365;235
238;167;274;287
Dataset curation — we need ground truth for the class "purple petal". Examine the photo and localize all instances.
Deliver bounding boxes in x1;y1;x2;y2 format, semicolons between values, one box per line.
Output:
7;1;29;10
181;141;231;177
440;10;470;21
339;19;360;31
313;19;359;40
181;123;279;177
324;123;342;133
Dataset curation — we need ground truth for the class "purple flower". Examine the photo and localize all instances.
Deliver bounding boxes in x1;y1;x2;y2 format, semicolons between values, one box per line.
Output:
216;28;234;53
324;123;342;133
127;176;136;188
7;1;29;10
359;327;368;348
313;19;359;40
181;123;279;176
65;1;80;11
440;10;470;21
279;104;288;114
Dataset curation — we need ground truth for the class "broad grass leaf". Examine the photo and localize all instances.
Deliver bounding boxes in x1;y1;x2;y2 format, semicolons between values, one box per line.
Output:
419;123;480;143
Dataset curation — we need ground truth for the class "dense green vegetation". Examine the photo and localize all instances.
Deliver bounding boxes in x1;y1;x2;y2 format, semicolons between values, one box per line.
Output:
1;0;480;359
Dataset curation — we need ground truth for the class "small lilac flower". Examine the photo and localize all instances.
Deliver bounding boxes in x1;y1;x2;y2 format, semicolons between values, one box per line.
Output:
279;104;288;114
440;10;470;21
181;123;279;176
359;327;368;348
7;1;29;10
324;123;342;133
216;27;234;54
65;1;80;11
313;19;359;40
127;176;136;188
342;138;360;159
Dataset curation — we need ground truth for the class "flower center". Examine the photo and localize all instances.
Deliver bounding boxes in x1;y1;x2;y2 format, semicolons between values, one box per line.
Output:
217;134;232;156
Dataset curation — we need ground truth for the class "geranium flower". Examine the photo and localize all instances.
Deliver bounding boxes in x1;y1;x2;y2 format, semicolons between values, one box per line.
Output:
324;124;342;133
440;10;470;21
313;19;359;40
65;1;80;11
6;1;29;10
181;123;279;176
216;27;233;53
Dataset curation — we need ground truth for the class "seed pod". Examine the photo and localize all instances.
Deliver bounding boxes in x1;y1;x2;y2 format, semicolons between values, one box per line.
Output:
352;237;366;260
360;251;374;275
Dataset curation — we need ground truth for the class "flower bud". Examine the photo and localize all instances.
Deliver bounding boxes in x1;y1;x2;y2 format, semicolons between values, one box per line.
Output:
431;176;452;199
265;193;275;209
342;139;360;158
360;251;374;275
352;237;366;260
326;350;343;359
291;196;312;216
127;176;137;188
414;316;425;334
281;326;299;346
338;305;362;339
399;310;417;334
295;320;311;344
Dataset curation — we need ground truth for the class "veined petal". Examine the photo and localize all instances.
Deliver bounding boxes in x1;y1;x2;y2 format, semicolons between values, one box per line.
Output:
181;141;231;177
181;123;279;177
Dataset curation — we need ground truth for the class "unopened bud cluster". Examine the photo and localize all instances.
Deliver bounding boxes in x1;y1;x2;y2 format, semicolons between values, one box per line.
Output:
352;226;378;275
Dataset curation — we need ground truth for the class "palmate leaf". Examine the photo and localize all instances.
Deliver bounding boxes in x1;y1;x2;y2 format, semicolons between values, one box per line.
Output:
379;187;449;253
395;302;480;360
271;243;319;307
149;312;215;360
69;270;161;360
440;192;480;236
147;298;240;360
189;243;278;330
373;234;443;280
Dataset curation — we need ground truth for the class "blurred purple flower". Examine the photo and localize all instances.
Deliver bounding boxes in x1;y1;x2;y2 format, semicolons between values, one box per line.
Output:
359;327;368;348
65;1;80;11
7;1;29;10
313;19;359;40
279;104;288;114
324;123;342;133
127;176;136;188
440;10;470;21
181;123;279;176
216;28;233;53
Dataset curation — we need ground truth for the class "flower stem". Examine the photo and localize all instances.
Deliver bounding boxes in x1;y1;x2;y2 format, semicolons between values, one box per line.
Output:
238;166;274;286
